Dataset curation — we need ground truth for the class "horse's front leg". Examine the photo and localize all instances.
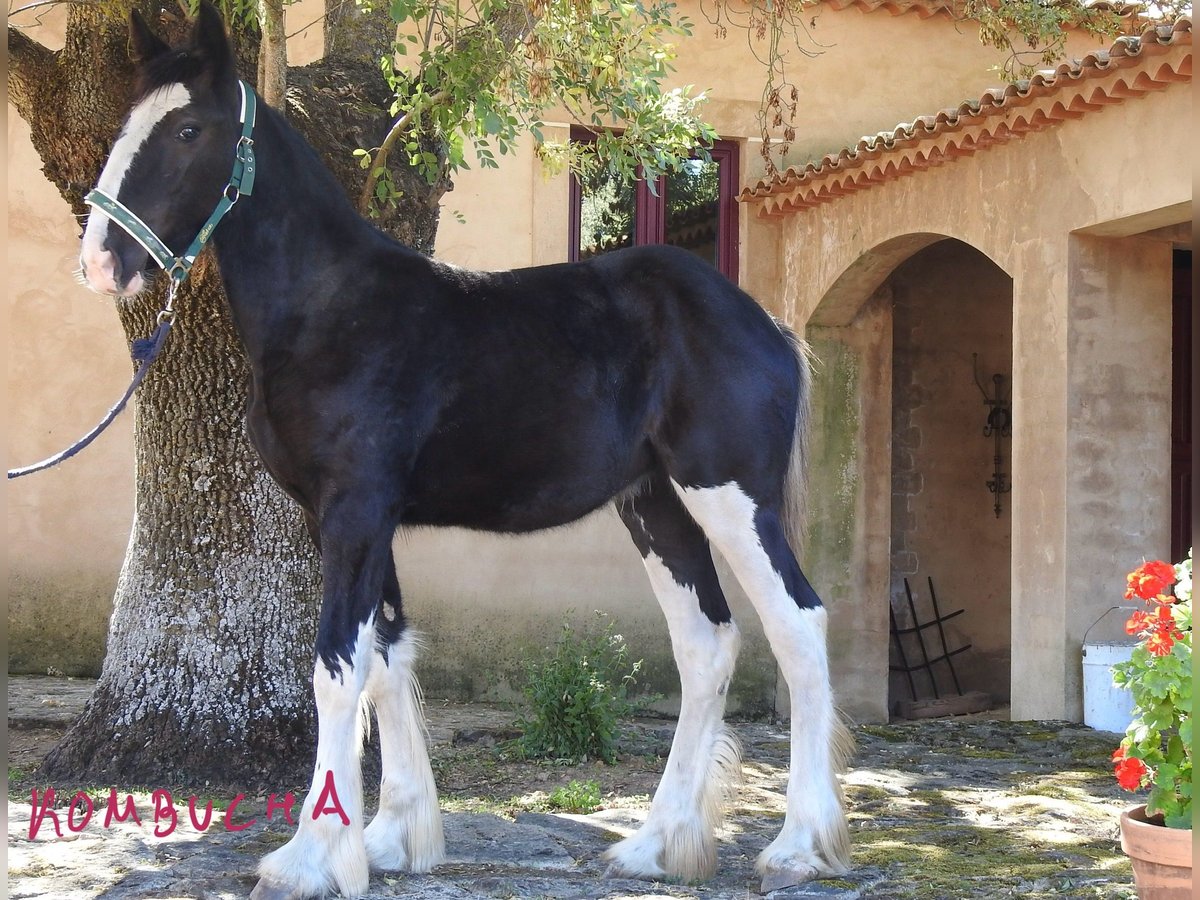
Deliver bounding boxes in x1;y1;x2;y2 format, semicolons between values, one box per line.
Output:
362;557;445;872
252;508;393;900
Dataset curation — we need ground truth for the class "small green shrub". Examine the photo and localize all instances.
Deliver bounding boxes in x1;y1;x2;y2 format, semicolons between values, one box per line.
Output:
514;614;644;764
546;779;602;813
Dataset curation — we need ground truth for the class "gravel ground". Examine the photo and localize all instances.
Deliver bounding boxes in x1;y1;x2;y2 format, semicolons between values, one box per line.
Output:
8;677;1137;899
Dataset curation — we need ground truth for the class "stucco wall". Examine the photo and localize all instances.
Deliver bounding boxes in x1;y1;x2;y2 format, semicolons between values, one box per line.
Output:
6;3;137;671
7;107;135;674
768;69;1190;720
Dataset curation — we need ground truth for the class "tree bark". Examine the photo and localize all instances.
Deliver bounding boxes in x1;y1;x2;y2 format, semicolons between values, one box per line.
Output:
323;0;395;65
15;2;445;787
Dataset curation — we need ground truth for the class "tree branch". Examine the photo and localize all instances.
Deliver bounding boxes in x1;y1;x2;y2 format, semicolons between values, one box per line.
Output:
9;0;97;19
356;89;451;212
355;2;536;214
257;0;287;112
7;25;61;126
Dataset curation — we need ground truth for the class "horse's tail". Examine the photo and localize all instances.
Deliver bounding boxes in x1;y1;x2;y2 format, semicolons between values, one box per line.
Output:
779;325;814;558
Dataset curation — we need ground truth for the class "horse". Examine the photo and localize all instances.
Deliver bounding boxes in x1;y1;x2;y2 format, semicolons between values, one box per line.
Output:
78;4;851;897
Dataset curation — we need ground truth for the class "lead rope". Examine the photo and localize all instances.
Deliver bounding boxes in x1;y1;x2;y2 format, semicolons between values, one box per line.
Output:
7;284;178;479
8;81;256;480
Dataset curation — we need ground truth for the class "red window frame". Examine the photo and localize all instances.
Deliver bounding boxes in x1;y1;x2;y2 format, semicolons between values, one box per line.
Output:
567;128;740;283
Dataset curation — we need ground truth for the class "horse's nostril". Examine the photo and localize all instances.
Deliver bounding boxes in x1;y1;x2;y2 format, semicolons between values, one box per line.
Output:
106;250;124;285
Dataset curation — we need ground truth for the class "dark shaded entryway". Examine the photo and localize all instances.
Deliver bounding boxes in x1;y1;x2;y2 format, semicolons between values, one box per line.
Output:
886;240;1013;716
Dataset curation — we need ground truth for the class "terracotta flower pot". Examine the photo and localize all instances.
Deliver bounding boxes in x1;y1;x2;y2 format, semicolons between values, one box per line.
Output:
1119;805;1193;899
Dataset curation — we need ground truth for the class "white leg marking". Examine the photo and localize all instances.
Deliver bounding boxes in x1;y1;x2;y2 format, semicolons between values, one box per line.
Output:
672;482;850;883
255;619;374;899
605;551;741;882
81;83;191;294
363;632;446;873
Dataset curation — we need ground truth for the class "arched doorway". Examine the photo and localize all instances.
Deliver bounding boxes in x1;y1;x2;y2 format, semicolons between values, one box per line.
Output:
802;235;1013;722
885;240;1013;716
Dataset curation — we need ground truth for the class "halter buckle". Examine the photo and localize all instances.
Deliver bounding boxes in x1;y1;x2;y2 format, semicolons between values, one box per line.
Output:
157;274;181;324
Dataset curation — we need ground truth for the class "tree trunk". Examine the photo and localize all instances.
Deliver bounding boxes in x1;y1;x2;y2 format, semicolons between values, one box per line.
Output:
324;0;395;66
14;3;445;788
43;264;323;786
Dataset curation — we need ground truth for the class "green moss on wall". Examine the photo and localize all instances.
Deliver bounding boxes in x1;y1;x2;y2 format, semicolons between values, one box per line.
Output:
803;337;861;597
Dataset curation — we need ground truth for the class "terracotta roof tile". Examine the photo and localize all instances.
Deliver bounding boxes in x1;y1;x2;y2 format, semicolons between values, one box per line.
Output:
821;0;1142;20
741;16;1192;214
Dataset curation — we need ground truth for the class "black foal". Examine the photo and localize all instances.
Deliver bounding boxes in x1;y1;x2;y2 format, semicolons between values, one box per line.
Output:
79;6;850;897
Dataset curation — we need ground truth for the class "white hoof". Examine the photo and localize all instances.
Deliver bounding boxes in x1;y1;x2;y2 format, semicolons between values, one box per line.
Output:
604;829;667;879
604;819;716;883
363;814;410;873
759;864;821;893
249;877;309;900
257;829;369;899
363;807;445;873
756;834;848;884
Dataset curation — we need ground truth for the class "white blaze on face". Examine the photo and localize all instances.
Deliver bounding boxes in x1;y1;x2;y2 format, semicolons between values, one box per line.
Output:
80;83;192;295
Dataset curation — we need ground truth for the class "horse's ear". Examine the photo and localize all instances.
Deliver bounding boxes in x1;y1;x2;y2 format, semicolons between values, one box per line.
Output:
190;0;234;80
129;9;170;64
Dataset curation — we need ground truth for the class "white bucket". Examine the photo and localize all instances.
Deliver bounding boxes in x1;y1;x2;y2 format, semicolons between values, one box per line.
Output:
1082;642;1136;733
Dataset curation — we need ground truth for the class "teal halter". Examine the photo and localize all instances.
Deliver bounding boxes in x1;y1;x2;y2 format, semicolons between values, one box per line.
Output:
85;79;257;289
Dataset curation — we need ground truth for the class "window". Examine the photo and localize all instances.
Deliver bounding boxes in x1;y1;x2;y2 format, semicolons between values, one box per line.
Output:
568;130;740;282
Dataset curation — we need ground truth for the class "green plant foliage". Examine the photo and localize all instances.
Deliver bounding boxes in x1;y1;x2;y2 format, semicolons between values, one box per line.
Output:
546;778;603;812
359;0;720;213
963;0;1123;77
513;614;646;764
185;0;265;33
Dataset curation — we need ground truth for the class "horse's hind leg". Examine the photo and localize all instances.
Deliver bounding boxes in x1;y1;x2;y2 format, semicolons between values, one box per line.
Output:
673;481;850;889
362;556;445;873
606;474;742;882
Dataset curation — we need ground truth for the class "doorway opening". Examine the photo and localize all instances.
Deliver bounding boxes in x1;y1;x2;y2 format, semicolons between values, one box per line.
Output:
886;240;1014;718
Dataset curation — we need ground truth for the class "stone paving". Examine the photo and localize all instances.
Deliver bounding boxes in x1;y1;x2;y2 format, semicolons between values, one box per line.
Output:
7;676;1138;899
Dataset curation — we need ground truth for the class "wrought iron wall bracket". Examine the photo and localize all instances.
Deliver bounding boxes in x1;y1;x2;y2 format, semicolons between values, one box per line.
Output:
973;354;1012;518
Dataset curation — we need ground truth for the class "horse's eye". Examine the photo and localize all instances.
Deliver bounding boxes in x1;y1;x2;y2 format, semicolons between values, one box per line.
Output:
177;125;201;142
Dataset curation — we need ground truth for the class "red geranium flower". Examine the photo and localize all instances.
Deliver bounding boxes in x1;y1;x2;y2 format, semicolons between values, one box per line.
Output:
1146;629;1176;656
1150;605;1179;626
1114;754;1150;791
1125;560;1176;601
1124;609;1150;635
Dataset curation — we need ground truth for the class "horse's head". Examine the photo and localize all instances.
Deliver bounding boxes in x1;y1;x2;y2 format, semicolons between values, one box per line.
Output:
80;2;240;296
